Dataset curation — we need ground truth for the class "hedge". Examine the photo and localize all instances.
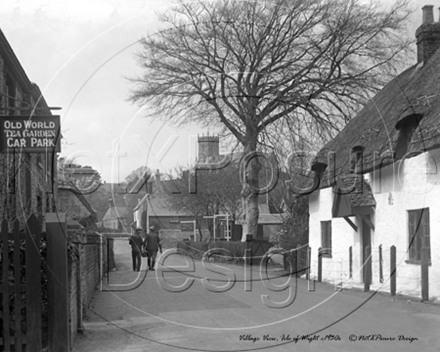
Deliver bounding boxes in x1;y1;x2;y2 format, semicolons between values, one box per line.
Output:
176;240;246;264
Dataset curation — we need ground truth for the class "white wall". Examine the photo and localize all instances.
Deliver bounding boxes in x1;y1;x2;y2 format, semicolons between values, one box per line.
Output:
309;150;440;301
309;187;359;285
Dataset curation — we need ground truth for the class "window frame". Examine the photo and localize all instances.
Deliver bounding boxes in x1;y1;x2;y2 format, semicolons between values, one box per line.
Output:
407;208;430;264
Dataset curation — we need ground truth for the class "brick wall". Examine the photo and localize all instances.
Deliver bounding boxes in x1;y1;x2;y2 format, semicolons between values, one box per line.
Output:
84;235;100;305
68;253;79;346
67;226;115;344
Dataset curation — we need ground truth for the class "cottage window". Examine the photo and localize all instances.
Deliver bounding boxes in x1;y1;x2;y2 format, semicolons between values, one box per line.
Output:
395;114;423;160
321;221;332;257
170;217;179;223
408;208;430;262
311;161;327;179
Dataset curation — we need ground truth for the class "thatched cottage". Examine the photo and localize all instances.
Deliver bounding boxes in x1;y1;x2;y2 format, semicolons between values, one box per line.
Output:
307;5;440;301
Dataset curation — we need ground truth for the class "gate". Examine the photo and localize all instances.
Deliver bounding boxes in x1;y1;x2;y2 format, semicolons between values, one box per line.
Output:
1;215;43;352
245;236;273;265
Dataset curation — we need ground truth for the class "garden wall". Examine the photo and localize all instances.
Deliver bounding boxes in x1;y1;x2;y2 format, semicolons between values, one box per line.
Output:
67;225;115;345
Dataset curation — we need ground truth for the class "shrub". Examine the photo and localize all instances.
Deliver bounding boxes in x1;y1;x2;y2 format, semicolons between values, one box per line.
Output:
207;241;246;264
177;240;246;264
274;195;309;274
177;240;209;260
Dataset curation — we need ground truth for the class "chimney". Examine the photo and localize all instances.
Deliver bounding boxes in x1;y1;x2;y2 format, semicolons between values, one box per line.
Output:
423;5;434;23
416;5;440;63
197;133;220;162
154;169;161;191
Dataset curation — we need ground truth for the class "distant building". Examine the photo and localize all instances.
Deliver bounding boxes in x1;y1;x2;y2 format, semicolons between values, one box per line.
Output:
57;179;95;226
197;134;284;241
147;191;195;230
101;198;132;231
138;170;194;231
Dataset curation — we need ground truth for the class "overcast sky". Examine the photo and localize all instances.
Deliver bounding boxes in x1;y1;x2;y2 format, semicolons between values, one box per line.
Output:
0;0;426;183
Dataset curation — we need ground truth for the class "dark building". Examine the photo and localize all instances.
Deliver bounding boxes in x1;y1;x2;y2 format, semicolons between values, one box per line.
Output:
0;29;57;226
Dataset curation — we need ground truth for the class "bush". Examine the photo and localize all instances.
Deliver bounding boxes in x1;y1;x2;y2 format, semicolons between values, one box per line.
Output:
177;240;246;264
207;241;246;264
177;240;209;260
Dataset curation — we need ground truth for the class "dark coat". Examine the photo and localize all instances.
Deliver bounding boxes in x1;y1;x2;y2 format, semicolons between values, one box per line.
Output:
129;234;144;253
144;231;161;252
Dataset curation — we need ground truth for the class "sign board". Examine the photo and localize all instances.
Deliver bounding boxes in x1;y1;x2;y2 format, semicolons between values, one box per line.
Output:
0;115;61;153
181;222;194;231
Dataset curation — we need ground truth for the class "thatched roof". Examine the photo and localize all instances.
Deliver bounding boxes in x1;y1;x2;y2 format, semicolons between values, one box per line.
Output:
315;46;440;189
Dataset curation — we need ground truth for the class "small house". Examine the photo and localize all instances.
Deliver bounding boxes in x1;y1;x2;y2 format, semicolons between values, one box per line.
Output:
307;6;440;301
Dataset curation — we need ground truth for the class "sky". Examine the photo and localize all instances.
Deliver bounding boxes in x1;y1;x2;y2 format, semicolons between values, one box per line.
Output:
0;0;428;183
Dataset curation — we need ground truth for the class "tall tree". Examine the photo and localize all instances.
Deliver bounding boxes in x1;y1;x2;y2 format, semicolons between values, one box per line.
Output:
125;165;152;191
129;0;412;237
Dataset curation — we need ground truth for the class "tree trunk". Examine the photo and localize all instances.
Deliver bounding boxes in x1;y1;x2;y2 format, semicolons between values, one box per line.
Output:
242;138;261;240
141;209;147;238
196;218;203;241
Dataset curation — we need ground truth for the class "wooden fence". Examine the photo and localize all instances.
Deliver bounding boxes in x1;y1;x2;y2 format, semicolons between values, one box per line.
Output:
1;213;74;352
315;244;430;300
245;235;273;266
1;215;43;352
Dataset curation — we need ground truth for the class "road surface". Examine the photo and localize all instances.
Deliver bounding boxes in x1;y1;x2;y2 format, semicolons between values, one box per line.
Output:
73;239;440;352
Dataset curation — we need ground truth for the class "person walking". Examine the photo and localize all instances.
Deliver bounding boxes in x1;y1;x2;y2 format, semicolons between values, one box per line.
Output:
129;228;144;271
144;225;162;271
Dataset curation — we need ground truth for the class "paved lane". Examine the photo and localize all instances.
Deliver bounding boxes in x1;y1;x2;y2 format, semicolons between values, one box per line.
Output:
73;240;440;352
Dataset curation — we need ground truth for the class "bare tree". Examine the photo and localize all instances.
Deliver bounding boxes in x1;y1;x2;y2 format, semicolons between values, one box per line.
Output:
129;0;412;238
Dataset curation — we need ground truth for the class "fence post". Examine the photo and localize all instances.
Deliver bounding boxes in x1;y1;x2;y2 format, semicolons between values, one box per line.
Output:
46;213;70;352
13;220;23;352
2;220;11;351
379;245;383;283
421;246;429;301
390;245;396;296
306;246;311;281
364;245;371;292
77;240;85;333
25;215;42;352
349;246;352;279
296;244;301;278
107;237;110;284
318;247;322;282
245;234;252;266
